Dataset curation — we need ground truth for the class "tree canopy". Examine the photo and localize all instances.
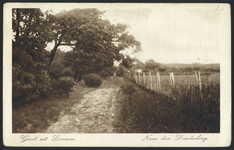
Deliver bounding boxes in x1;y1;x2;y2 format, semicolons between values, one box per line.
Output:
145;59;160;71
12;9;54;101
49;8;142;78
12;8;142;101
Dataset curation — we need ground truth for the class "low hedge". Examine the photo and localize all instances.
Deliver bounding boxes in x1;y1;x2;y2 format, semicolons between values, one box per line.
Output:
85;74;102;87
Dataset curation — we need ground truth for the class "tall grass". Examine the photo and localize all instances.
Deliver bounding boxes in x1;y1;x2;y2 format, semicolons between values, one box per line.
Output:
119;79;220;133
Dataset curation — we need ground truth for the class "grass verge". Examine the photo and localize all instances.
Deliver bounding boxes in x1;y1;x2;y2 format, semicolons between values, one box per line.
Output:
119;78;220;133
12;76;124;133
12;80;96;133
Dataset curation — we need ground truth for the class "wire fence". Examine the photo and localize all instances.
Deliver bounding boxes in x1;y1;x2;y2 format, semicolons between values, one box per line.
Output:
124;71;204;95
122;70;220;132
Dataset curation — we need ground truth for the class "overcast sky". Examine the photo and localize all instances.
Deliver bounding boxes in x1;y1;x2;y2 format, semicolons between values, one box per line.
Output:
40;3;229;64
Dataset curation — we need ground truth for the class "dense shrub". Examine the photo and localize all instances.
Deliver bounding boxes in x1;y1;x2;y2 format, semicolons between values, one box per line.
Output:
158;67;166;72
106;66;117;76
98;70;110;78
12;45;51;103
62;68;74;77
49;50;74;79
75;74;83;82
50;66;74;79
85;74;102;87
51;76;75;96
121;56;134;68
98;67;116;78
12;9;54;104
116;65;127;77
13;69;39;102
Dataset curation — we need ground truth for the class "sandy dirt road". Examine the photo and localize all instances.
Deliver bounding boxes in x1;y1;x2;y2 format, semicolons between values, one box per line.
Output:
44;76;125;133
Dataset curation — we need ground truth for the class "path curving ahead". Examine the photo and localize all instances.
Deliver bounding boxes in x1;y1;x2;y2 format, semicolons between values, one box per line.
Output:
44;76;124;133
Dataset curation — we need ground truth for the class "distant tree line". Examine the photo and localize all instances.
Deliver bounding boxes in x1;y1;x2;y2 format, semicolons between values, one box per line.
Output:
143;60;220;73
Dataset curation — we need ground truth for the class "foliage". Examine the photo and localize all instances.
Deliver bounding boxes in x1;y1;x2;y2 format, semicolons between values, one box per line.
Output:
160;63;220;73
12;9;54;102
64;48;114;75
13;63;52;102
47;9;108;65
49;51;76;95
98;66;116;78
51;77;75;96
158;67;166;72
182;67;193;72
205;67;220;72
120;56;134;69
55;9;142;77
116;65;127;77
12;9;54;47
145;59;160;71
85;74;102;87
49;49;74;79
98;70;110;78
12;8;141;103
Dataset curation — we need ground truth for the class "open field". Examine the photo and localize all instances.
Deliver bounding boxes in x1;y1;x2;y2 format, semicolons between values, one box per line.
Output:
136;72;220;96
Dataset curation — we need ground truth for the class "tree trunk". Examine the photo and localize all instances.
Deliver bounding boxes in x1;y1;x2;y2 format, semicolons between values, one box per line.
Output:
49;40;61;66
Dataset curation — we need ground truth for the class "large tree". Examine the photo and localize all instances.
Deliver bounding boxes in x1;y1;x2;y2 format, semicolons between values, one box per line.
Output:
12;9;54;101
48;8;141;80
145;59;160;71
12;9;54;48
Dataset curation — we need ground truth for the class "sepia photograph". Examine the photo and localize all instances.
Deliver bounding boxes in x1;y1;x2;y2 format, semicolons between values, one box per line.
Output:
3;3;231;147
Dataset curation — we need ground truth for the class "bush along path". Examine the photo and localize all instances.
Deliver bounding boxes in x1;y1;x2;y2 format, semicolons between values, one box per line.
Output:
43;76;125;133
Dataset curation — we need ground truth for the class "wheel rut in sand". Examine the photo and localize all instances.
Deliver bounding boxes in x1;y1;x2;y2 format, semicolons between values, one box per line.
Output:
44;86;121;133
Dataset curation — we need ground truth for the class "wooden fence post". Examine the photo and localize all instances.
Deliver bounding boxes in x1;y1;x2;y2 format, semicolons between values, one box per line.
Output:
195;71;198;83
143;72;145;86
149;72;152;90
198;71;202;91
155;72;158;92
155;73;158;92
139;72;141;85
157;72;161;93
170;72;175;86
172;72;175;86
170;72;172;85
198;70;203;116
